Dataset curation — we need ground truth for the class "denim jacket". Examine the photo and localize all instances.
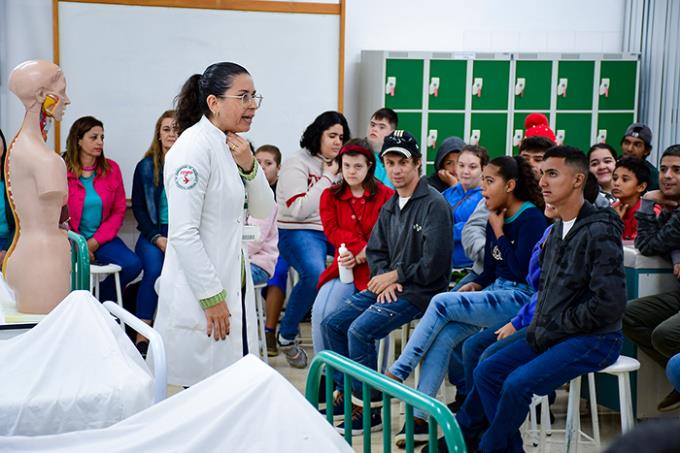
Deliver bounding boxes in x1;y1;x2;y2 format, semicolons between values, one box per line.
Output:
132;156;165;243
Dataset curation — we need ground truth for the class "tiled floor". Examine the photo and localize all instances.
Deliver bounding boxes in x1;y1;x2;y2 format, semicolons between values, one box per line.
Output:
266;322;627;452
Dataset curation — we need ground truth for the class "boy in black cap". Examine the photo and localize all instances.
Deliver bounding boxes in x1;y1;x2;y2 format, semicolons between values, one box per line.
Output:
321;130;453;435
427;136;465;192
622;122;659;190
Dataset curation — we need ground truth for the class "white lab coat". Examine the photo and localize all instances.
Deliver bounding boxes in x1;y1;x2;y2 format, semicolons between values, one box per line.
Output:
155;116;274;386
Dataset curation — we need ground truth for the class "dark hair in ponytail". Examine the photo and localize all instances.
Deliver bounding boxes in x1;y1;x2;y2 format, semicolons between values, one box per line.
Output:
488;155;545;211
175;62;249;135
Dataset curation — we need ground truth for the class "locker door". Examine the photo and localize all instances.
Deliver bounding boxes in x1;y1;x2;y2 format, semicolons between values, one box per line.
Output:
471;60;511;110
597;113;635;148
511;111;551;155
396;112;423;150
470;113;508;159
555;113;592;152
514;61;553;111
384;59;424;110
426;113;465;164
598;61;637;111
428;60;467;110
556;61;595;111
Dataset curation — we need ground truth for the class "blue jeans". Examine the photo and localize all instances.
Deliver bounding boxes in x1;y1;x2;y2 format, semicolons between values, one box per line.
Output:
250;263;270;286
462;322;527;397
134;225;167;321
457;333;623;453
388;278;532;419
277;229;334;340
667;353;680;391
94;236;142;303
266;254;289;292
322;290;422;394
312;278;357;354
448;274;479;394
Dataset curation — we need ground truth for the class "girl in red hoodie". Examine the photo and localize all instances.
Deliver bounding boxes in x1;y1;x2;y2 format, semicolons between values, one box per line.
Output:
311;138;394;354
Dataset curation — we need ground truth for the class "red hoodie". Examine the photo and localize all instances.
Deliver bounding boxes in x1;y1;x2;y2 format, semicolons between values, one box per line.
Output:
317;182;394;290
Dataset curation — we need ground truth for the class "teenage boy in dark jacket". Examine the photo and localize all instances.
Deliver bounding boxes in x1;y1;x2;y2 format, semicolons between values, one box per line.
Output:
322;130;452;435
450;146;626;453
623;144;680;412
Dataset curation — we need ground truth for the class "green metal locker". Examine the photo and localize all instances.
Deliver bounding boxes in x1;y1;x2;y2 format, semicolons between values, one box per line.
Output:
514;61;553;111
512;111;550;155
396;112;423;150
556;61;595;111
384;59;424;110
428;60;467;110
597;113;635;149
426;112;465;165
471;61;511;110
598;61;638;111
470;113;507;158
555;113;592;152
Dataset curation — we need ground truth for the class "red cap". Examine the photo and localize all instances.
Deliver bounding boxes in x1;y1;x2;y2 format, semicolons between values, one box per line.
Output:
524;113;556;142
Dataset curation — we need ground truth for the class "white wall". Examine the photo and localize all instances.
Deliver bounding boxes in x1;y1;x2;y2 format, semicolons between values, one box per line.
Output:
2;0;627;147
343;0;626;133
0;0;53;146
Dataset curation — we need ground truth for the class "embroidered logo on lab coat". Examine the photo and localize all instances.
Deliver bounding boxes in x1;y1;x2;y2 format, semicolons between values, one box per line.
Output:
175;165;198;190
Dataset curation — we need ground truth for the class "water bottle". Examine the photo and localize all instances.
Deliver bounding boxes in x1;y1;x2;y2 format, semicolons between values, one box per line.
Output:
338;243;354;284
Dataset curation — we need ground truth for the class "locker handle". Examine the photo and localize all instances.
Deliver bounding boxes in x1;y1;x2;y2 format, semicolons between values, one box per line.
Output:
428;129;438;149
385;76;397;96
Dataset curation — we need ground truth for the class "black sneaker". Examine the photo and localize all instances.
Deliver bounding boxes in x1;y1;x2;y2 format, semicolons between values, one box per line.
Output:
320;391;346;422
350;389;383;408
446;392;466;414
658;389;680;412
394;418;429;448
420;435;448;453
335;406;382;436
135;340;149;359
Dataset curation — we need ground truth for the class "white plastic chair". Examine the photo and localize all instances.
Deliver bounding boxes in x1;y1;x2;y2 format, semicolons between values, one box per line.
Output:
90;264;124;328
253;282;268;363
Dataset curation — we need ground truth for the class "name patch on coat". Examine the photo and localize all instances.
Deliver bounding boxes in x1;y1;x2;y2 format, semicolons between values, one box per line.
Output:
175;165;198;190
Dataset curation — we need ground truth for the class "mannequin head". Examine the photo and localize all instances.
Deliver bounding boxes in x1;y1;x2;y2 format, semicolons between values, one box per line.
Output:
8;60;70;121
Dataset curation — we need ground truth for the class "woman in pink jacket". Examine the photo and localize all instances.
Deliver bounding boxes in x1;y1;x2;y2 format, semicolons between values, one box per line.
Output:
65;116;141;302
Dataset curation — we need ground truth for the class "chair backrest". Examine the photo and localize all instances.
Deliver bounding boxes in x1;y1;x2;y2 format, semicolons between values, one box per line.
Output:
67;231;90;291
306;350;467;453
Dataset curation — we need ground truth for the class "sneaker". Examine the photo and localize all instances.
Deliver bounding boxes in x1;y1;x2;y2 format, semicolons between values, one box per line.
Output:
320;391;346;422
394;418;429;448
335;406;382;436
135;340;149;359
420;436;450;453
278;333;308;369
657;389;680;412
265;330;279;357
350;389;383;409
446;392;466;414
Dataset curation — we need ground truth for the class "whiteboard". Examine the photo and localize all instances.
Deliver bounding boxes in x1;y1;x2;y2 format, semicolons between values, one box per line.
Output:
58;2;339;194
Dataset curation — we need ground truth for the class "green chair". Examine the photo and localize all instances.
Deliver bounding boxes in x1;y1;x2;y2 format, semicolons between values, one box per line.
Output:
306;350;467;453
67;231;90;291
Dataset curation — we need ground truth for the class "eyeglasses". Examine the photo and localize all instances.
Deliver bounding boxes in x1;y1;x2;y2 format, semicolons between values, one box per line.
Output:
219;93;263;108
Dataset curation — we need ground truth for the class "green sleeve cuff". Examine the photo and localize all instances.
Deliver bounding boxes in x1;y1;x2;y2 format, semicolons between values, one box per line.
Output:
239;160;259;181
199;290;226;309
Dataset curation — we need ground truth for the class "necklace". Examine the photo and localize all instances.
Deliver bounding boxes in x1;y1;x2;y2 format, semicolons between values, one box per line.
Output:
82;164;97;171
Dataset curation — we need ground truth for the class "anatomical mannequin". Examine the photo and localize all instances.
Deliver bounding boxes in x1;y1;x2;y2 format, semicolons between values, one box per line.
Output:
4;60;71;313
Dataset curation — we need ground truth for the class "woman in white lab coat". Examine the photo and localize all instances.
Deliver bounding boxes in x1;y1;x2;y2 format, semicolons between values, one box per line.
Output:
155;62;274;386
